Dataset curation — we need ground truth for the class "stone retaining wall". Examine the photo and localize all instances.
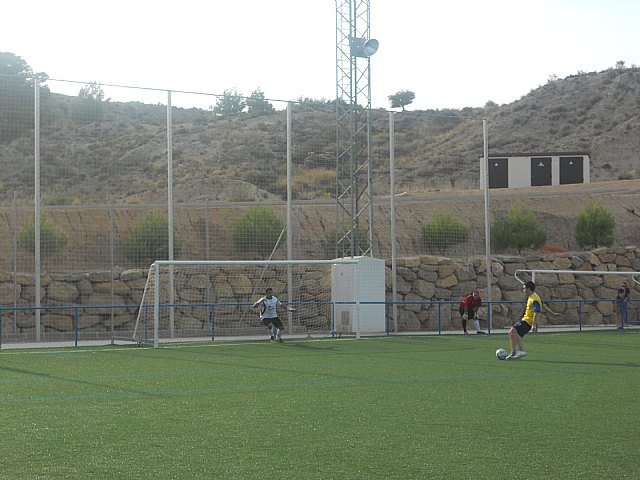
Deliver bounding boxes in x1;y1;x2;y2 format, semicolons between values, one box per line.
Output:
389;246;639;330
0;268;148;334
1;246;637;336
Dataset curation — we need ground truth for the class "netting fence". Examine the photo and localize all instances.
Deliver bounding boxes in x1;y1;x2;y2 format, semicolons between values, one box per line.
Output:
0;76;491;271
1;74;638;344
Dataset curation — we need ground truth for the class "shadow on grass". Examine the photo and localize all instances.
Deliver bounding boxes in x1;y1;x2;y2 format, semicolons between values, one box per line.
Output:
525;358;640;368
280;341;338;351
0;364;132;396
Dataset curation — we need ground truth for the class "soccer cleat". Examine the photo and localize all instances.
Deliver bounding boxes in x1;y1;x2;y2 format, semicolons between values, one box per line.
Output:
476;331;486;335
505;353;519;360
463;331;469;335
516;351;527;358
270;336;274;341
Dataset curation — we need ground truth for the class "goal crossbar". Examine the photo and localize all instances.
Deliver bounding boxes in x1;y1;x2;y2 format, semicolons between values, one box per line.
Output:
515;269;640;286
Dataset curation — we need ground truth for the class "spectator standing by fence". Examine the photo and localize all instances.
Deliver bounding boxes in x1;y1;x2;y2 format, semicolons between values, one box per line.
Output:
616;281;630;329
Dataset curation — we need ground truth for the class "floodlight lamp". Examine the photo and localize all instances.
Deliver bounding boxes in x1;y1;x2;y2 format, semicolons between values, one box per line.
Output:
350;37;379;58
361;38;379;56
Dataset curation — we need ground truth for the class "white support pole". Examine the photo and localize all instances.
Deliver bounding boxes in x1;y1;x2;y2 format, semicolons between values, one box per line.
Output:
34;76;41;341
483;119;493;326
389;111;398;333
110;199;115;341
367;62;375;257
167;91;175;338
286;102;293;333
153;263;160;349
354;258;361;339
12;192;18;328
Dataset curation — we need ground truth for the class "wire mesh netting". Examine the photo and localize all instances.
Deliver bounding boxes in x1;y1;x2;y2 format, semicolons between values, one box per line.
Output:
2;73;638;343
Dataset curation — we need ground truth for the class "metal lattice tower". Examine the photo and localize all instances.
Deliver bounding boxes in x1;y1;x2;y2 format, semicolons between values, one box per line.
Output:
335;0;377;258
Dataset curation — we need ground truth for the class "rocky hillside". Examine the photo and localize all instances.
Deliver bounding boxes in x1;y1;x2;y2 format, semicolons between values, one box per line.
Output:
1;67;640;206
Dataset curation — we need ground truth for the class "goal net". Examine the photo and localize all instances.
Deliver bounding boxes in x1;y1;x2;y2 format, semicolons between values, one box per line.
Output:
513;268;640;329
133;258;386;347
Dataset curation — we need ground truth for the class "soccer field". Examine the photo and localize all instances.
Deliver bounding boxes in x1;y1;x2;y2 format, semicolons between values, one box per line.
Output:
1;331;638;479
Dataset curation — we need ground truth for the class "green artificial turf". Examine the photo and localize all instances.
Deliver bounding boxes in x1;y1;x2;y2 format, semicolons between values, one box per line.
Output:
0;331;638;479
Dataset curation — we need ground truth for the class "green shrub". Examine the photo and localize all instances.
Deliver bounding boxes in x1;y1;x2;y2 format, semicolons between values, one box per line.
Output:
233;205;284;259
421;212;469;253
492;203;547;253
19;216;68;258
575;200;614;248
121;211;182;266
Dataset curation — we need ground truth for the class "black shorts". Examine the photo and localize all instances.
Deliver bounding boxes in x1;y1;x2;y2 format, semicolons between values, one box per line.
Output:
459;307;476;319
513;319;532;338
261;316;283;329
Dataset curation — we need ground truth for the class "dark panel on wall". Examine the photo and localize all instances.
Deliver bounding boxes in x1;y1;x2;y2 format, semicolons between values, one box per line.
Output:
531;157;552;186
489;158;508;189
559;156;584;184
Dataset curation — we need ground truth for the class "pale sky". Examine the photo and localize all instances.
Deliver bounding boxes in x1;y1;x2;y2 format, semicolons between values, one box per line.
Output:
3;0;639;110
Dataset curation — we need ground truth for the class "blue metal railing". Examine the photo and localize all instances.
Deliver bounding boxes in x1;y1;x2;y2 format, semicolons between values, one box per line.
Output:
0;297;630;348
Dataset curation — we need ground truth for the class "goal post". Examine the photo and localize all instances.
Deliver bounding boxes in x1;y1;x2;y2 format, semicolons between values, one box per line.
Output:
136;258;386;347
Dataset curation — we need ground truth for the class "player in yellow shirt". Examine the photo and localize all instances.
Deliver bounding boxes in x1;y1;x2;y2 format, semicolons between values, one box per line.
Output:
506;280;541;360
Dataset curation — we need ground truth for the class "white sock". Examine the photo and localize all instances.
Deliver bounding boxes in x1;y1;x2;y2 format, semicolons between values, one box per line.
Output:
474;320;480;332
275;328;281;339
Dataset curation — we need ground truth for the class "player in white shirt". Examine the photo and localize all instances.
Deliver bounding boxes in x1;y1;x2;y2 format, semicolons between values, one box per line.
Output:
253;287;284;342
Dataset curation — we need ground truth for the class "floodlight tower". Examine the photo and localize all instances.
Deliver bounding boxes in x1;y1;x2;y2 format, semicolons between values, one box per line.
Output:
335;0;378;258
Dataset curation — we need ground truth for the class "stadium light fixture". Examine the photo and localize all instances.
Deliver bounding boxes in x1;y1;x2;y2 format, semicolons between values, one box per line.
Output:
349;37;379;57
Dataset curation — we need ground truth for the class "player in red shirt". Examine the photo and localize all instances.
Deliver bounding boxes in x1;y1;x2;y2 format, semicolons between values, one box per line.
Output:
459;290;485;334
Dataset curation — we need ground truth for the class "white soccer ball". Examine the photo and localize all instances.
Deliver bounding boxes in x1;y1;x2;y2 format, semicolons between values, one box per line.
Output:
496;348;507;360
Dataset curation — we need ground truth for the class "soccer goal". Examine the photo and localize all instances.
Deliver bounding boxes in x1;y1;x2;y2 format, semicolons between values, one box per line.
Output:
133;258;386;347
514;268;640;328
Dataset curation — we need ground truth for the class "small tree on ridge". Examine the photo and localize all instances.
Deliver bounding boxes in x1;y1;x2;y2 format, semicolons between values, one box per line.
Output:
388;90;415;111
